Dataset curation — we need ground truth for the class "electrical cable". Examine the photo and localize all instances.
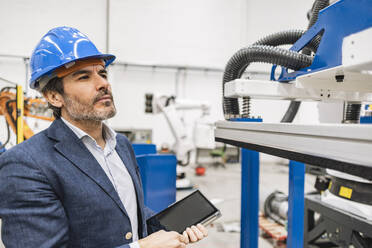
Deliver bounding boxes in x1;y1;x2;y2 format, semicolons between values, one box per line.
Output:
253;29;319;52
0;86;16;93
0;99;17;150
5;99;17;130
178;151;191;167
0;120;10;150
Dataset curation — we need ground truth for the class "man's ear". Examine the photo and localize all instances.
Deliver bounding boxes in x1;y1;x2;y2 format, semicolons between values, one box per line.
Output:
43;91;64;108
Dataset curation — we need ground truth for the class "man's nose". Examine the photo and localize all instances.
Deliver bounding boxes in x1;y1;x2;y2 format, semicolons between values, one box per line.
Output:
94;74;110;91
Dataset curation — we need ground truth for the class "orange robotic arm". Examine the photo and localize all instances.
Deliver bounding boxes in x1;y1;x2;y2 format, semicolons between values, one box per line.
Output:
0;87;53;142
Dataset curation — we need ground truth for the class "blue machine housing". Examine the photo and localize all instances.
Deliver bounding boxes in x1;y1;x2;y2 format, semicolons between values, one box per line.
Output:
271;0;372;82
132;143;177;212
132;143;157;156
136;154;177;212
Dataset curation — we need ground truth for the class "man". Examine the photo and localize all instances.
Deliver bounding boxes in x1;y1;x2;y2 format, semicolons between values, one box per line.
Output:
0;27;207;247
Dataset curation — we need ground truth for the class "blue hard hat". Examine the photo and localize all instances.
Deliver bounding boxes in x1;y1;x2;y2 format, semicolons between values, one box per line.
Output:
29;26;116;90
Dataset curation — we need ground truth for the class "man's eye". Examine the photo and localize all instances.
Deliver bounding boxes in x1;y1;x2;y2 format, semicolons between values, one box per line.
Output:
100;74;107;79
78;75;89;80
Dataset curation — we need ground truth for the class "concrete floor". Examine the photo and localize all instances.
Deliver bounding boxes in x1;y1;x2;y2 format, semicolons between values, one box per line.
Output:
0;159;315;248
178;160;316;248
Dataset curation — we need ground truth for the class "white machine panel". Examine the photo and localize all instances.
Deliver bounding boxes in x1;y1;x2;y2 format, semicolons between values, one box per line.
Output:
342;26;372;72
224;78;372;102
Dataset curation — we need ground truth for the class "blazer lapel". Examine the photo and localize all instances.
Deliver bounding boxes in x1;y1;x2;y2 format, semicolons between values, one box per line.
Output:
47;119;129;217
115;139;145;225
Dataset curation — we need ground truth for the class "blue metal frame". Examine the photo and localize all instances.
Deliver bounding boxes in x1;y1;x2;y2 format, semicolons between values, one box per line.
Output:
287;160;305;248
232;118;262;248
231;117;306;248
270;0;372;82
241;148;260;248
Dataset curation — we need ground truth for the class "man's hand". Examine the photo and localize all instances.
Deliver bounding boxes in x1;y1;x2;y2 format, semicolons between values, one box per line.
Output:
182;224;208;244
138;230;188;248
138;224;208;248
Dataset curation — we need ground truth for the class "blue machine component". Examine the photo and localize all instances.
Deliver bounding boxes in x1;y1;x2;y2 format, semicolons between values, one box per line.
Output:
241;148;260;248
360;104;372;124
231;118;262;248
270;0;372;82
136;154;177;212
231;118;306;248
229;118;263;123
360;116;372;124
287;160;305;248
132;143;176;212
132;143;157;156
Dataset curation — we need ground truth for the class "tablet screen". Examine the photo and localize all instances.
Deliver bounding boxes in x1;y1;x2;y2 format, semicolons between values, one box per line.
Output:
148;190;219;233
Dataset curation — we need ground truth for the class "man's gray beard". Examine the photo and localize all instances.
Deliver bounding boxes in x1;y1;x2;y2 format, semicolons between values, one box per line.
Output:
63;94;117;121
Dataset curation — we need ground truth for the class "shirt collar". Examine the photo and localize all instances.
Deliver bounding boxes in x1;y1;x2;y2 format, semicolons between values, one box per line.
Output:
61;117;117;149
103;123;117;149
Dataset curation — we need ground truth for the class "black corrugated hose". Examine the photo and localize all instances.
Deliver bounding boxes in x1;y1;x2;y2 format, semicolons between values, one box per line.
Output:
302;0;329;55
222;29;318;117
308;0;329;29
222;45;312;118
282;0;329;122
254;30;320;123
253;29;319;51
222;0;329;121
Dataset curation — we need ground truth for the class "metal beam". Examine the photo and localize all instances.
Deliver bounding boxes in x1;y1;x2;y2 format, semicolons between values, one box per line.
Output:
215;121;372;180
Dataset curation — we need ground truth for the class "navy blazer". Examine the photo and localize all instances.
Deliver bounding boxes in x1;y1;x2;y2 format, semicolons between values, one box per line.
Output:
0;118;162;247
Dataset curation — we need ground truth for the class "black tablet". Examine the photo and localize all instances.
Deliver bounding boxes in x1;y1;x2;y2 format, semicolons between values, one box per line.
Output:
147;190;221;233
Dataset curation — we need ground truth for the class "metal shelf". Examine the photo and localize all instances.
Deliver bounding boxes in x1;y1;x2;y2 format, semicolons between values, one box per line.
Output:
215;121;372;180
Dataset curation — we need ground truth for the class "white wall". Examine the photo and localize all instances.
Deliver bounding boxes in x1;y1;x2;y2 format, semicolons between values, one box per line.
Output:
0;0;320;151
0;0;106;57
246;0;312;44
0;0;107;147
110;0;247;67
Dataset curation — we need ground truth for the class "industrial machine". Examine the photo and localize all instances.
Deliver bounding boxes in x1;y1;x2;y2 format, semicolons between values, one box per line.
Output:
145;93;215;165
145;93;215;188
115;128;152;144
0;85;53;150
214;0;372;247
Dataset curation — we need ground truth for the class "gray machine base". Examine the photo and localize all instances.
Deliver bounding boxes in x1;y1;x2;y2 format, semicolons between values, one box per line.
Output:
305;194;372;247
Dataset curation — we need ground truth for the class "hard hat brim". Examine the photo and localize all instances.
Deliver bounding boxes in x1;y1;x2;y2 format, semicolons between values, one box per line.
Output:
30;53;116;90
